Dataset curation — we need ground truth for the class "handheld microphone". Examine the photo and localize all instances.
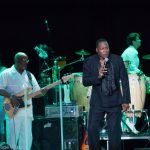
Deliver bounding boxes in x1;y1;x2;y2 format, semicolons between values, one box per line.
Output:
103;57;109;76
104;57;109;66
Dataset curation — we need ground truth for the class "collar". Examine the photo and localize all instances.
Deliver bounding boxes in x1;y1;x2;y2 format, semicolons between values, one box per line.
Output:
11;65;26;75
129;45;138;55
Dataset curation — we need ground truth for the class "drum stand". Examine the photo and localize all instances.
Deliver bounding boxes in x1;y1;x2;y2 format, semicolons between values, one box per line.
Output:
121;108;150;134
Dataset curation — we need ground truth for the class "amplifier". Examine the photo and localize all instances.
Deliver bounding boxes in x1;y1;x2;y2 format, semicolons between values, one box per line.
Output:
45;105;83;118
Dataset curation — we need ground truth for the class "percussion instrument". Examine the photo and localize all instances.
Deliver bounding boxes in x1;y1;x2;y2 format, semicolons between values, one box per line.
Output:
127;74;146;117
75;49;90;56
145;76;150;94
142;54;150;60
39;72;51;87
70;72;91;111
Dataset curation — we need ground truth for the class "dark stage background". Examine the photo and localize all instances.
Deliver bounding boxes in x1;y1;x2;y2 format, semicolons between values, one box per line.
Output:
0;0;150;149
0;0;149;103
0;0;150;75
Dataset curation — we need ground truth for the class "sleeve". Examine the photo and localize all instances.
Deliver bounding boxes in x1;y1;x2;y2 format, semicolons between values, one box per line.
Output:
82;58;102;87
129;59;140;73
30;73;41;92
119;57;131;104
0;71;7;90
122;51;140;73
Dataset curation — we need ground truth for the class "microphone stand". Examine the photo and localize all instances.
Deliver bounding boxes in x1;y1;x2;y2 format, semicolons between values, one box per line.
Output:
42;55;85;150
58;68;64;150
57;55;84;150
51;59;64;150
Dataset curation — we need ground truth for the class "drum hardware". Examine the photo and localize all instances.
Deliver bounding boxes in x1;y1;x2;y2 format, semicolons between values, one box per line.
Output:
34;48;65;150
45;52;88;105
34;44;48;59
42;54;85;150
121;116;135;134
75;49;91;56
127;74;146;118
145;76;150;94
125;105;139;134
70;72;91;112
142;54;150;60
59;55;85;70
45;48;89;74
121;109;150;134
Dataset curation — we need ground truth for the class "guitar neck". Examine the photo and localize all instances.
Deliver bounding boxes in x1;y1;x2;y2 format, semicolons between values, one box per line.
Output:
27;79;62;99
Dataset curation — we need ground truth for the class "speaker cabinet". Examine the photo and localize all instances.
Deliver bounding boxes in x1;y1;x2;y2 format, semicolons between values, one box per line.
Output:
32;116;82;150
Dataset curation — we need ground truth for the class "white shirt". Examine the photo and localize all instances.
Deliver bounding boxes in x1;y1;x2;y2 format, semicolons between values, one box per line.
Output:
0;66;7;120
121;45;140;74
0;65;40;118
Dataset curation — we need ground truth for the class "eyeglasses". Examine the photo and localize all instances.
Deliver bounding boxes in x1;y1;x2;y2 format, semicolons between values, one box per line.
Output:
22;58;29;63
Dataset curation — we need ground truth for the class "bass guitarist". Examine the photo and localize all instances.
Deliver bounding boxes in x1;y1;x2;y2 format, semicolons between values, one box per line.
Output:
0;52;48;150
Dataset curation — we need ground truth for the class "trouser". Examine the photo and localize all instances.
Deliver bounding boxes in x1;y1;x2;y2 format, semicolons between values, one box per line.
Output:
88;105;122;150
6;114;32;150
0;120;5;141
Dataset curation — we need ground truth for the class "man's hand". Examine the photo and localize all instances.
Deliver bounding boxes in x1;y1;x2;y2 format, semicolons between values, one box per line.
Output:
41;88;49;96
10;94;21;107
122;103;130;112
98;65;107;78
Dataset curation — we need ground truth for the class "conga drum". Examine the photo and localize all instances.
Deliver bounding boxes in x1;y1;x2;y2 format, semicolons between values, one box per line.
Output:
145;76;150;94
70;72;92;111
127;74;146;117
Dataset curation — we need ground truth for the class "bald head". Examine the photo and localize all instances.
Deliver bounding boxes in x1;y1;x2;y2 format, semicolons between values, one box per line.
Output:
14;52;29;73
14;52;28;63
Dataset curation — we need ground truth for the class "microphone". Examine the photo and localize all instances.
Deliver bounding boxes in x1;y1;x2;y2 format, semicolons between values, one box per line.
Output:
44;19;50;32
104;57;109;66
103;57;109;76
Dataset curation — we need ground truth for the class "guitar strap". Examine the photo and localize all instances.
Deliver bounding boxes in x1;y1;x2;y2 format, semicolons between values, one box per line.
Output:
26;71;33;88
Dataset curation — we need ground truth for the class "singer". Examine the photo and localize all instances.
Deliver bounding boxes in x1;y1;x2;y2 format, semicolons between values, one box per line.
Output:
83;38;131;150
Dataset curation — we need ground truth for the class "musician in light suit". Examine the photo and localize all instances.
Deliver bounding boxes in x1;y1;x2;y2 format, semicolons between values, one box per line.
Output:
83;38;131;150
0;52;46;150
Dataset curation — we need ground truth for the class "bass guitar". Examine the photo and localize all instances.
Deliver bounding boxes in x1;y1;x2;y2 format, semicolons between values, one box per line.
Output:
3;74;73;118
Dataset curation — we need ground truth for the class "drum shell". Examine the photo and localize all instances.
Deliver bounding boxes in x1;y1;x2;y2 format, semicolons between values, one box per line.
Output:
145;77;150;94
70;73;91;111
127;74;146;117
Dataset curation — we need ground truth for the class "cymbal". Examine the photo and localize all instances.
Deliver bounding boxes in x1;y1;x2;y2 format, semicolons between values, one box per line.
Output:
142;54;150;60
75;49;90;55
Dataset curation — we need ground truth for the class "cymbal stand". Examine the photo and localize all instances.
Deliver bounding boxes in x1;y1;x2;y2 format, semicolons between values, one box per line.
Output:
43;60;50;71
52;60;60;82
60;55;84;70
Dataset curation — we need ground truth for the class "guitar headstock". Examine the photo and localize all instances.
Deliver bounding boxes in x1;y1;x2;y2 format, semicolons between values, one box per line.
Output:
62;74;74;83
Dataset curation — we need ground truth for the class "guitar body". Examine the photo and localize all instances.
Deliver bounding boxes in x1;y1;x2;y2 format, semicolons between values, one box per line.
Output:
81;131;89;150
3;97;17;118
3;91;27;118
3;74;74;118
